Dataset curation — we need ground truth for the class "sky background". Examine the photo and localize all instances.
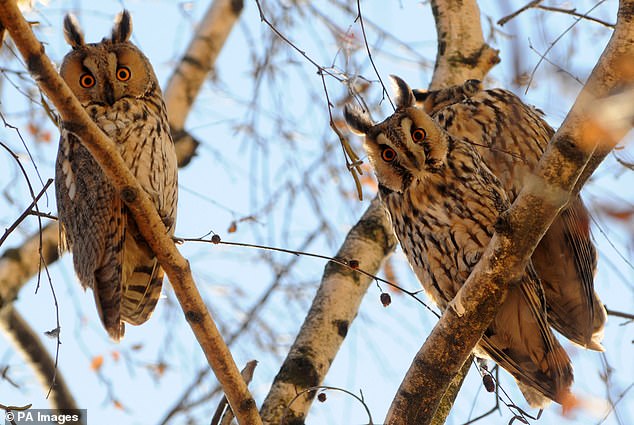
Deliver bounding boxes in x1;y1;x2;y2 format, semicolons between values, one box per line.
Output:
0;1;632;424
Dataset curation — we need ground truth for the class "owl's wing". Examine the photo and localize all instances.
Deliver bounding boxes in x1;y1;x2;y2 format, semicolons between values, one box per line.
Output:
432;89;605;350
55;133;124;340
478;266;573;407
93;194;126;340
533;196;606;350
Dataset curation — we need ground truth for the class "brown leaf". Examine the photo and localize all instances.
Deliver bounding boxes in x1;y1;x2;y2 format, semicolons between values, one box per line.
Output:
90;355;104;371
227;221;237;233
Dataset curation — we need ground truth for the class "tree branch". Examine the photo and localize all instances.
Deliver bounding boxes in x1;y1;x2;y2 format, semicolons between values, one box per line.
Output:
259;196;397;424
0;2;260;424
429;0;500;89
164;0;243;132
0;305;79;414
384;1;634;423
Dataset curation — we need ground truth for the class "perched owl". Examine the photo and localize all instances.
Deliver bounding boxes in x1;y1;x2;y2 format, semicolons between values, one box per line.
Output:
55;11;178;340
345;76;573;407
414;81;606;351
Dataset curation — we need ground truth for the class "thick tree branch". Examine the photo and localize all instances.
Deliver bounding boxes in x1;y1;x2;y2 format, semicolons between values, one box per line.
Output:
429;0;500;89
385;2;634;424
0;305;79;414
0;2;260;424
164;0;242;131
166;0;244;168
259;196;397;424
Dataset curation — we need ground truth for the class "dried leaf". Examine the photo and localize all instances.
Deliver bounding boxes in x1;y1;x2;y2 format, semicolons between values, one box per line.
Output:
90;355;104;371
227;221;237;233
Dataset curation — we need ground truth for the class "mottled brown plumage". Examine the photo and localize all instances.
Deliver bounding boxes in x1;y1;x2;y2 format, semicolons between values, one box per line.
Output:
416;81;606;351
55;11;178;340
345;76;573;407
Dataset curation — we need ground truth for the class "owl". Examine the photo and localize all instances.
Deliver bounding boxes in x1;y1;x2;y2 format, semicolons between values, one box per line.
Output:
55;11;178;341
345;76;573;407
414;81;606;351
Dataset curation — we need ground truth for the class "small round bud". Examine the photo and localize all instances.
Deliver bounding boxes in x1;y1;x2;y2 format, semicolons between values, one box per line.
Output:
211;234;221;244
380;292;391;307
483;374;495;393
348;259;359;269
317;392;327;402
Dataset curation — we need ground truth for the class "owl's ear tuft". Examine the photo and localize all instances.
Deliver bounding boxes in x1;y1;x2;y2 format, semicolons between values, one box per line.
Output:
390;75;415;109
344;104;373;136
63;13;85;49
111;10;133;43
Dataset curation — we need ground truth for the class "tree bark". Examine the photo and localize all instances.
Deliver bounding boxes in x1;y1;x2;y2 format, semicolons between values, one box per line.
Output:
0;2;260;424
259;197;397;424
384;1;634;423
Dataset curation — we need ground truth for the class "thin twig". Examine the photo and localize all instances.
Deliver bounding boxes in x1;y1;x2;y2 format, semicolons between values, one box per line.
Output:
285;386;374;425
319;70;364;200
536;5;615;28
497;0;543;26
211;360;258;425
354;0;394;110
527;39;584;85
0;179;53;247
183;234;439;317
605;306;634;321
524;0;607;94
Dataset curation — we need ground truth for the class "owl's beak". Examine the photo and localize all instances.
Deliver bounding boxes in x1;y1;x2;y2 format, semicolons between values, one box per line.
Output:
104;81;116;106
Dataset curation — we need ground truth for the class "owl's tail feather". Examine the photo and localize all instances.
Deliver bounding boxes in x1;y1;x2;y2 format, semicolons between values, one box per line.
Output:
94;261;124;341
477;274;574;408
120;256;164;326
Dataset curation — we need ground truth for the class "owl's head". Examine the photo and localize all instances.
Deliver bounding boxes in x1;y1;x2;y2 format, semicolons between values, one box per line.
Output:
344;75;449;194
60;10;160;107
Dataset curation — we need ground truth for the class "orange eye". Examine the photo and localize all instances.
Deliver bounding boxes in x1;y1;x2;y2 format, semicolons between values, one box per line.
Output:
79;73;95;88
116;66;131;81
381;147;396;162
412;128;427;142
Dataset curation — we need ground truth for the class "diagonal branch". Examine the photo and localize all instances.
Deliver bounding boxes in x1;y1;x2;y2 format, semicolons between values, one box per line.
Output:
384;1;634;423
0;305;80;415
0;2;260;424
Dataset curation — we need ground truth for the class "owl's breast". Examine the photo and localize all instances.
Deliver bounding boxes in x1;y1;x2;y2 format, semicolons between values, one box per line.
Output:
86;98;162;142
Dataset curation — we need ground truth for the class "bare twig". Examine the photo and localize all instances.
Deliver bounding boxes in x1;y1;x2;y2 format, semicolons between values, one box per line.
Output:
285;386;374;425
354;0;394;109
605;307;634;322
497;1;614;28
0;179;52;247
183;234;437;315
524;1;607;94
0;305;78;412
536;5;615;28
211;360;259;425
497;1;543;26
